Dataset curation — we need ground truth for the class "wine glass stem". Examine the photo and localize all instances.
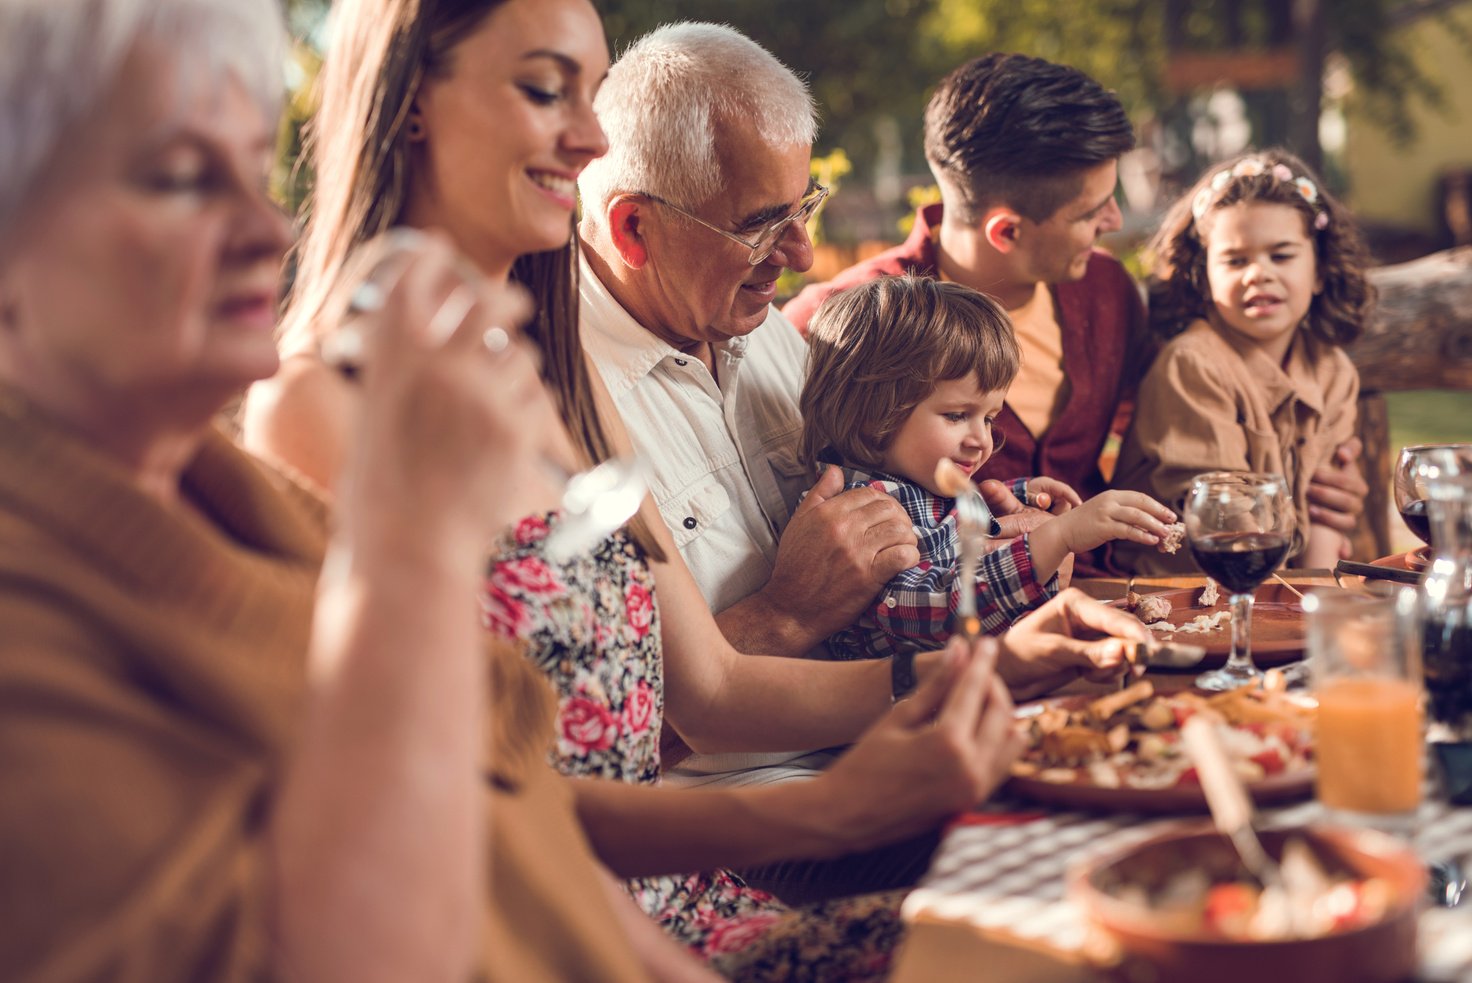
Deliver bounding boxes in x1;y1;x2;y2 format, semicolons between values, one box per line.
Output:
1225;591;1257;677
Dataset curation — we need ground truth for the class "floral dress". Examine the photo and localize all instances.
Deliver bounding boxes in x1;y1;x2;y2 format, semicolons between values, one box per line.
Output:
482;512;904;982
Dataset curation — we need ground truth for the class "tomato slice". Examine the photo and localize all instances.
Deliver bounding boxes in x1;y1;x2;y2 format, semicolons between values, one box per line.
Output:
1249;748;1286;775
1203;882;1258;936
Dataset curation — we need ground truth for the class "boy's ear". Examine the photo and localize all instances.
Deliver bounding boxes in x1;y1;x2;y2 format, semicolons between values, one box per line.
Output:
982;208;1023;254
607;195;649;269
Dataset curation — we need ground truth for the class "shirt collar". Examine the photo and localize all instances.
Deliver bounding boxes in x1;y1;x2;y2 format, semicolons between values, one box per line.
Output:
578;247;752;399
1217;325;1326;416
833;460;1002;535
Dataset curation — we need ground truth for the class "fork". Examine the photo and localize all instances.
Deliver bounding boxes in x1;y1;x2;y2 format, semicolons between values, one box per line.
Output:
934;460;991;640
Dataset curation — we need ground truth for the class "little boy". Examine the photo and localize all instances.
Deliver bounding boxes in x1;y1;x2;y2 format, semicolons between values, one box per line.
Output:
799;276;1176;660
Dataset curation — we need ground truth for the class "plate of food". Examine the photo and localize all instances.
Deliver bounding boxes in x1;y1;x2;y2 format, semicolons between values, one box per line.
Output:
1111;581;1308;667
1008;681;1315;814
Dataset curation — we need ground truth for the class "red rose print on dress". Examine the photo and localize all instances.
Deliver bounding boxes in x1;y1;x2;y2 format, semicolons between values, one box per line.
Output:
513;514;550;546
623;680;656;734
626;580;654;639
560;697;618;753
496;555;562;597
479;583;528;637
704;912;784;955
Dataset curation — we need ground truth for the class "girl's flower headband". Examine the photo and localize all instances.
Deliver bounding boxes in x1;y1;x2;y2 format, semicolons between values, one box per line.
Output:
1191;157;1331;231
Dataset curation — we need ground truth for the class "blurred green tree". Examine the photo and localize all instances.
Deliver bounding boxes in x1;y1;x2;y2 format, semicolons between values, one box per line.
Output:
596;0;1470;179
278;0;1471;201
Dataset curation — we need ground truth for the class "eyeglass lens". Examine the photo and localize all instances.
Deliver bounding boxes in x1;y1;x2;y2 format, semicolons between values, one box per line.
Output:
749;191;826;263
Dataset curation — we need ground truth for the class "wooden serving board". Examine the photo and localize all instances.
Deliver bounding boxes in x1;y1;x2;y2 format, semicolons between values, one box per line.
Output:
1108;582;1309;669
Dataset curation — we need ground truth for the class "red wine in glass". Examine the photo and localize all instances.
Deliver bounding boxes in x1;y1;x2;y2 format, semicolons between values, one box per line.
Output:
1188;531;1293;594
1183;472;1294;692
1400;499;1432;546
1424;617;1472;737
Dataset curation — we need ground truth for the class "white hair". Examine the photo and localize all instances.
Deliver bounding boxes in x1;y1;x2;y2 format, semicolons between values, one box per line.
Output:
579;22;817;224
0;0;286;238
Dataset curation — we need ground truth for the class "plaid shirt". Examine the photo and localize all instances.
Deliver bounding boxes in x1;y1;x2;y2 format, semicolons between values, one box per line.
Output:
823;465;1059;661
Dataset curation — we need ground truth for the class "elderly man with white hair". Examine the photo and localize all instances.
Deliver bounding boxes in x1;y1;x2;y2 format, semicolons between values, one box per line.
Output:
578;23;920;783
576;22;940;906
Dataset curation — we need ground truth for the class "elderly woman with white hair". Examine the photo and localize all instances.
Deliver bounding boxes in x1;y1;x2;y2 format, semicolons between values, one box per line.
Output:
0;2;697;981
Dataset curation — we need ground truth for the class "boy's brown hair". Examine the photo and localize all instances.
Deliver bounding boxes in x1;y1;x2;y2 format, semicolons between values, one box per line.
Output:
800;275;1021;473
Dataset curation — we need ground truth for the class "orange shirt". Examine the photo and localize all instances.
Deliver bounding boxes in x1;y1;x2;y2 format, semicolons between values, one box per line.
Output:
1004;282;1071;440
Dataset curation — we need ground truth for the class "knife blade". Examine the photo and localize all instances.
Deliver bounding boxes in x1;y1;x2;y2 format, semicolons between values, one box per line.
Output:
1134;640;1208;670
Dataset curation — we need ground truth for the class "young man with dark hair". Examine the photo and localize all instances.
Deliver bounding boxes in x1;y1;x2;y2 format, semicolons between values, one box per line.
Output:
786;53;1367;572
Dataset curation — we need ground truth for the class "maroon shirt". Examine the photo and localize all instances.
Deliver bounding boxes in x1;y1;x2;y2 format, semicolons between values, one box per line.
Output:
784;203;1152;574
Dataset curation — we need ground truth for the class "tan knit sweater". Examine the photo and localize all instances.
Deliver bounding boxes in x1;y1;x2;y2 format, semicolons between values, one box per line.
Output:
0;386;646;983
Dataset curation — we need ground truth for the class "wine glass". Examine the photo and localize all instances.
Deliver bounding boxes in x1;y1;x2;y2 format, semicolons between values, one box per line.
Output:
1394;444;1472;548
1182;472;1295;691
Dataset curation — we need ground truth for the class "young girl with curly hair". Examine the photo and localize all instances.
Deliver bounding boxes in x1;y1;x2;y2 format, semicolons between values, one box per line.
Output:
1114;149;1376;575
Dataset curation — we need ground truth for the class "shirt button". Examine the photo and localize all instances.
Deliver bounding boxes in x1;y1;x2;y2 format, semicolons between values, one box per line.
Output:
674;358;688;366
683;516;697;530
884;595;897;609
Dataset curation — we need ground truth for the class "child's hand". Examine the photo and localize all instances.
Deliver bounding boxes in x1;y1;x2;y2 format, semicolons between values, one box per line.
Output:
1025;477;1083;515
1027;491;1176;582
1050;490;1177;554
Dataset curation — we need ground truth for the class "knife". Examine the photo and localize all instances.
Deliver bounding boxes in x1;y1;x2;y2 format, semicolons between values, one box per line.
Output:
1333;559;1422;585
1134;640;1208;670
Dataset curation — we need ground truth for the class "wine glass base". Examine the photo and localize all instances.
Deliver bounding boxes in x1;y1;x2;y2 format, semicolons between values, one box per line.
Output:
1194;663;1262;691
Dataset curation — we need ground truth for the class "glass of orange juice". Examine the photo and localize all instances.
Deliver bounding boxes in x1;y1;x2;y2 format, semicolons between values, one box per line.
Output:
1305;588;1424;832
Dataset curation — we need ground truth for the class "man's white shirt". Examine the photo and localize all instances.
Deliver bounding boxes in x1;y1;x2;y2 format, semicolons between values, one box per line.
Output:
580;253;838;786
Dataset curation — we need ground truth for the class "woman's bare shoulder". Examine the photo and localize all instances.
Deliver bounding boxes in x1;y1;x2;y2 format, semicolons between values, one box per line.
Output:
240;353;354;496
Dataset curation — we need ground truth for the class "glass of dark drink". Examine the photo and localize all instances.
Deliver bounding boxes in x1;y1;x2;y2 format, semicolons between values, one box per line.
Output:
1421;470;1472;743
1183;472;1294;691
1394;444;1472;548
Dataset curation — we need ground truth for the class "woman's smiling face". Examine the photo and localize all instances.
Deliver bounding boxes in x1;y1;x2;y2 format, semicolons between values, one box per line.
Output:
406;0;609;275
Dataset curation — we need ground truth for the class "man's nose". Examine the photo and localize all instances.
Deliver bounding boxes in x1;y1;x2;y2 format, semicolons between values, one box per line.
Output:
1098;196;1123;235
769;217;814;274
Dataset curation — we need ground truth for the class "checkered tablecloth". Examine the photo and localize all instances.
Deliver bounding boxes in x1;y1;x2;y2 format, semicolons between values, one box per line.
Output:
914;792;1472;981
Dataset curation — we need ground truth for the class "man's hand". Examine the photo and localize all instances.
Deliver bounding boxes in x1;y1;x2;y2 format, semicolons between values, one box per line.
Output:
994;588;1150;700
1307;436;1368;534
759;466;920;639
991;507;1053;539
1025;477;1083;514
978;479;1025;516
815;635;1024;854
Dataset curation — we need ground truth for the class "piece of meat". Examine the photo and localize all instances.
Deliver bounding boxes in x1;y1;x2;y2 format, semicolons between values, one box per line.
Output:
1158;521;1186;554
1125;591;1174;625
1199;578;1220;607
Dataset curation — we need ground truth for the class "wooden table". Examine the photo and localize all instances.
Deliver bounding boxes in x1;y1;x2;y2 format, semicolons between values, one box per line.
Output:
1070;568;1343;602
893;570;1472;982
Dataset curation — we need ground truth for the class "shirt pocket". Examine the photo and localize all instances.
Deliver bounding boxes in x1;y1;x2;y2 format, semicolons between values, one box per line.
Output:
763;442;815;526
659;474;733;551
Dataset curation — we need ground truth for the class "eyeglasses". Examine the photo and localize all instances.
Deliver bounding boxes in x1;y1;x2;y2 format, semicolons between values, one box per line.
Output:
645;184;829;266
